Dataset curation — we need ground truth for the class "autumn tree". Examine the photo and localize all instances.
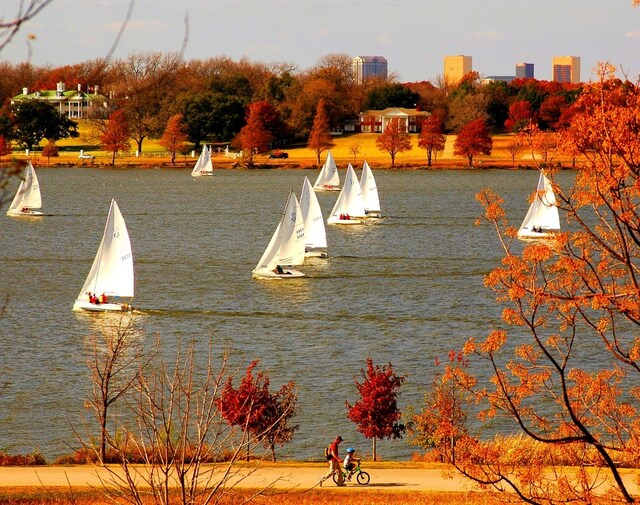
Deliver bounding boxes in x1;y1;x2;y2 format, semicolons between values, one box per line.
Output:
217;360;300;462
418;115;445;166
41;139;58;165
101;110;130;165
453;119;492;167
346;357;406;461
159;114;188;165
375;118;412;167
504;99;534;132
408;350;471;464
307;99;334;164
456;63;640;504
91;342;279;505
0;135;12;162
232;102;273;165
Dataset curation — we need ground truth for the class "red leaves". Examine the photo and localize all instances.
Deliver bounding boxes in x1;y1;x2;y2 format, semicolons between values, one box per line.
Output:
346;357;406;441
453;119;492;167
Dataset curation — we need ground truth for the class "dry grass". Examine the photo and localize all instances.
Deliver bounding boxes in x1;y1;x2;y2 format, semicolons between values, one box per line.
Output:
14;124;579;170
0;488;502;505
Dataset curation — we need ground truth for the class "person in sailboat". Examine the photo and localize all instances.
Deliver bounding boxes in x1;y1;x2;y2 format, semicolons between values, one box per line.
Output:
87;292;97;304
98;293;109;304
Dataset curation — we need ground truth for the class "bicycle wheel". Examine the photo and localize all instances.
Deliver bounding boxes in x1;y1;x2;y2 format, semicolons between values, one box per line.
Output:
332;472;342;485
357;471;370;485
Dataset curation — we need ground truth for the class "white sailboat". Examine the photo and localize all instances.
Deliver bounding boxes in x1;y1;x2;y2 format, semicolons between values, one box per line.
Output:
517;170;561;239
7;161;43;217
73;199;135;312
191;144;213;177
300;176;328;258
327;164;367;225
313;150;340;191
252;190;306;279
359;160;381;217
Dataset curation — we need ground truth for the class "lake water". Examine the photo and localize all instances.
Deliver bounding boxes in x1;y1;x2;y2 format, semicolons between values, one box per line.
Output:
0;166;576;461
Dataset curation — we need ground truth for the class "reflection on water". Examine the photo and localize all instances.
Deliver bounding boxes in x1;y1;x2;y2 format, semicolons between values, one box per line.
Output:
0;167;577;460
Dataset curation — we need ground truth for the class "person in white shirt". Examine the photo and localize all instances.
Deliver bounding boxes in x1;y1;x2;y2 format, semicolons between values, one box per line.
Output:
343;447;360;481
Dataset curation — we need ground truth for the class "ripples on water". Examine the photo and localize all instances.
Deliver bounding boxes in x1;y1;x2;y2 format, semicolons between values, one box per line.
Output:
0;167;576;460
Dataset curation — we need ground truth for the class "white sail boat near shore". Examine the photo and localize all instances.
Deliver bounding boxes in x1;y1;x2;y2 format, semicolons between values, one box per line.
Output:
359;160;381;217
191;144;213;177
517;170;561;239
300;176;328;258
73;199;135;312
252;190;306;279
327;164;366;225
7;161;43;217
313;150;340;191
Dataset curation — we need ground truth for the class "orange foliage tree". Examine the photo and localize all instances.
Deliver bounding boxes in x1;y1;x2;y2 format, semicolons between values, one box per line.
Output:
233;102;273;165
101;110;130;166
159;114;188;166
0;135;12;162
307;99;334;165
41;139;58;165
453;64;640;504
453;119;492;167
417;115;445;167
375;118;412;167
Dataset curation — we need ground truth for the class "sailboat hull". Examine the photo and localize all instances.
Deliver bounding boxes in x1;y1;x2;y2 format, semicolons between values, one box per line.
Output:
7;209;43;217
517;228;559;240
327;216;364;225
305;250;328;258
314;185;340;192
73;300;133;312
251;268;305;279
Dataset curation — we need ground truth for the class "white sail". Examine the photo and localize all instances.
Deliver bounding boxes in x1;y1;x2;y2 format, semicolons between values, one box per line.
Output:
252;191;305;279
300;176;328;256
313;150;340;191
517;171;561;239
7;161;43;216
73;199;135;311
327;164;366;225
359;160;381;216
191;144;213;177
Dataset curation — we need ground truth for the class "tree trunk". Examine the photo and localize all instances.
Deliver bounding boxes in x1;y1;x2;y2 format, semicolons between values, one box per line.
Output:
372;438;377;462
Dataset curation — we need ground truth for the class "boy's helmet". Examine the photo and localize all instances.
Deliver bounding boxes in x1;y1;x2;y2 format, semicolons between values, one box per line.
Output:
347;447;355;453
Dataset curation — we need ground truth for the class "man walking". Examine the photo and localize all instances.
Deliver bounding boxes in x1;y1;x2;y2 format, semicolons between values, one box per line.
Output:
318;435;344;486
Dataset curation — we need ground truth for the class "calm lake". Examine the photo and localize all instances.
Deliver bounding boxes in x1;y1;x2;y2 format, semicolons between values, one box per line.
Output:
0;166;576;461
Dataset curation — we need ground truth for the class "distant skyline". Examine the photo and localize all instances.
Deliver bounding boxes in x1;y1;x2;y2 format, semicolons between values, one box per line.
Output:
2;0;640;83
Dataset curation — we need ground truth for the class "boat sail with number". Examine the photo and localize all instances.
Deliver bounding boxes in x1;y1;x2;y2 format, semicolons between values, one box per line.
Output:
191;144;213;177
252;190;306;279
300;176;328;258
517;170;561;239
359;160;381;217
327;164;366;225
73;199;135;312
7;161;43;217
313;150;340;191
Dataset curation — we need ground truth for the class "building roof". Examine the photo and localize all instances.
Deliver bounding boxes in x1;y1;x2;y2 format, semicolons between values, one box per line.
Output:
360;107;430;118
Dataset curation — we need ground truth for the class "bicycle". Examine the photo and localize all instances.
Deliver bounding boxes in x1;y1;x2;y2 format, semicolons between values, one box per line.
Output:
332;463;370;485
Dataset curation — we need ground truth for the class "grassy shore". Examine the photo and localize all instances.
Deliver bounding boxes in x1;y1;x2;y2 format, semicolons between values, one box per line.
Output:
7;129;575;170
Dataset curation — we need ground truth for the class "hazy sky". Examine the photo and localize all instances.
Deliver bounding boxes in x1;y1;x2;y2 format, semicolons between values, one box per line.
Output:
3;0;640;82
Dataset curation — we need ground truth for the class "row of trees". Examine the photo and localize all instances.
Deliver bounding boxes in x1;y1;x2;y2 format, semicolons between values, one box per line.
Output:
0;52;584;157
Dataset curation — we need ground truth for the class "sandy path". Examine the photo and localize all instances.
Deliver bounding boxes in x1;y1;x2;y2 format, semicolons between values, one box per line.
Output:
0;464;473;492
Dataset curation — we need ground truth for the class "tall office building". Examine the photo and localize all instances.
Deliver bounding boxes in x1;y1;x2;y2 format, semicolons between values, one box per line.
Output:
552;56;581;83
443;55;472;85
352;56;388;84
515;62;534;79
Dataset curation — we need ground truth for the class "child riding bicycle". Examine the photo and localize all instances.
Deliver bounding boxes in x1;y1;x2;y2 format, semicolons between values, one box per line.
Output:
343;447;361;481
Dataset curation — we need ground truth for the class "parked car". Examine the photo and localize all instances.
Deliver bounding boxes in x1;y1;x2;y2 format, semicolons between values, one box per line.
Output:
269;151;288;159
